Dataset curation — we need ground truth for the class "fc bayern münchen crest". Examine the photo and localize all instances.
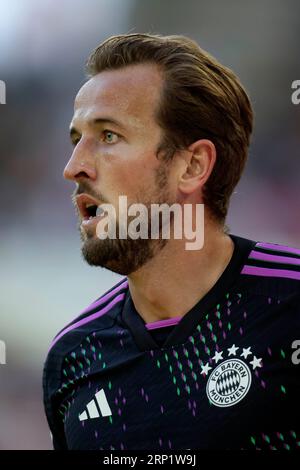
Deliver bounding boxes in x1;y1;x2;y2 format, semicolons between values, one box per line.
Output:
201;344;262;408
206;358;251;407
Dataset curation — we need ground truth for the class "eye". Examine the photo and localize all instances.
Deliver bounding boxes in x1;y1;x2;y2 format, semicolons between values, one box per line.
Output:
71;135;81;147
72;138;80;147
102;130;119;144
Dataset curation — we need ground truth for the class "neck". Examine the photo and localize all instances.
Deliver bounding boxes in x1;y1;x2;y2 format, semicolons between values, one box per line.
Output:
127;222;234;324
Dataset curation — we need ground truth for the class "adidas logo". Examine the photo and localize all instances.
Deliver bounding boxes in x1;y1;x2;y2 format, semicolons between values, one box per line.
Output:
79;389;112;421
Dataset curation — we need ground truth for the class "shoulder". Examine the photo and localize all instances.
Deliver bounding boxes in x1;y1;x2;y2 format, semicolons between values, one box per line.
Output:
241;239;300;283
42;277;128;448
231;237;300;350
46;277;128;359
43;277;128;403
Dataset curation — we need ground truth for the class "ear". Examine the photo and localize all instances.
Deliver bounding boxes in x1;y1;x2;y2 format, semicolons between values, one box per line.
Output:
178;139;216;195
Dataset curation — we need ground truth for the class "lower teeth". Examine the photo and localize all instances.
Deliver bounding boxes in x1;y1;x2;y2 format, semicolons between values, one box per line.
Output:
96;206;105;217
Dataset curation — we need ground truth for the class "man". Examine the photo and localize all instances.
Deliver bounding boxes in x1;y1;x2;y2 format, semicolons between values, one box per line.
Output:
43;33;300;450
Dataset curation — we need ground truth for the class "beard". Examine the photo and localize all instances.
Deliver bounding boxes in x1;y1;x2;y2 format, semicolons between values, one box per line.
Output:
78;163;175;275
81;232;167;275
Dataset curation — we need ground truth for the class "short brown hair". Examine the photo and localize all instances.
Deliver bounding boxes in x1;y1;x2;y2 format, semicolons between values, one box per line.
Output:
86;33;253;223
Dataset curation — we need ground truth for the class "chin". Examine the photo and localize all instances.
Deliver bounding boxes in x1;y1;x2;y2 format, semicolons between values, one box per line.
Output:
81;236;167;275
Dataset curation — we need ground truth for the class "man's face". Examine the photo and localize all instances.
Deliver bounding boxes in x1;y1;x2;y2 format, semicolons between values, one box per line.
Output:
64;63;178;275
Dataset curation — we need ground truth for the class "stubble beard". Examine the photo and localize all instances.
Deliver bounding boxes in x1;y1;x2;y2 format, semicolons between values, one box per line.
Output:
80;163;174;275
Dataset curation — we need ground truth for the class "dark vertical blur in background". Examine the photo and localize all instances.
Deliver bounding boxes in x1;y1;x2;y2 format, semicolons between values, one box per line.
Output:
0;0;299;449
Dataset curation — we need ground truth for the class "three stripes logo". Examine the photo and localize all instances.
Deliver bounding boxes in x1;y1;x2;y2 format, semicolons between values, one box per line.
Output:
79;389;112;421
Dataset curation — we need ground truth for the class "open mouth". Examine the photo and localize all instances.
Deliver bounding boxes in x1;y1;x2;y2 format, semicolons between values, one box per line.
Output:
76;193;105;221
86;204;101;218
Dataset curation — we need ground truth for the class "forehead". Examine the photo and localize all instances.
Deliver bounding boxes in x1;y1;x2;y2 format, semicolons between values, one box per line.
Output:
73;63;163;130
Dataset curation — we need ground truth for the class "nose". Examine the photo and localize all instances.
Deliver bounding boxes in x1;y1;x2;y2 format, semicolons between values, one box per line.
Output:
63;139;97;182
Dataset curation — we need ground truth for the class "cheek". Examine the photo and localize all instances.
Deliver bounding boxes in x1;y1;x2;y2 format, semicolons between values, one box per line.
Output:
100;149;160;196
126;156;160;196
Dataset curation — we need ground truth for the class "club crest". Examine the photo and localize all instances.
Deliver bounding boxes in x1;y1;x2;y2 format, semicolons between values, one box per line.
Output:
201;345;262;408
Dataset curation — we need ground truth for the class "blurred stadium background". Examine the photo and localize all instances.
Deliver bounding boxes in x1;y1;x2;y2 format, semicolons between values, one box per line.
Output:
0;0;299;449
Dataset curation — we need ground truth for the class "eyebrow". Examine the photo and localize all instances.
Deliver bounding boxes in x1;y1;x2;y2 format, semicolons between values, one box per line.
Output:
69;117;127;137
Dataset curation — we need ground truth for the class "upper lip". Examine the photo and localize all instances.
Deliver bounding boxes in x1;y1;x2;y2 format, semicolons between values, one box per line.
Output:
75;193;101;219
